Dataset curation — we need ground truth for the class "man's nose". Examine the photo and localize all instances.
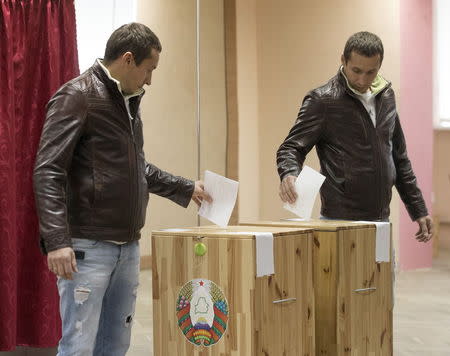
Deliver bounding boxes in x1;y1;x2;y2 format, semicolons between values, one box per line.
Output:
144;73;152;86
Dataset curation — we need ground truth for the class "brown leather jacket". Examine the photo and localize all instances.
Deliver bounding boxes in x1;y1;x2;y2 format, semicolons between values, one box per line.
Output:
277;70;428;221
34;61;194;253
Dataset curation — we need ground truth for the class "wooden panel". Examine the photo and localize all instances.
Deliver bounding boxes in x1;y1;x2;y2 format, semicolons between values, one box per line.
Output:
283;232;315;355
313;231;338;355
152;226;315;355
337;228;393;356
241;219;374;232
241;221;393;356
152;233;254;355
140;255;151;270
255;232;315;355
337;227;372;355
224;0;239;225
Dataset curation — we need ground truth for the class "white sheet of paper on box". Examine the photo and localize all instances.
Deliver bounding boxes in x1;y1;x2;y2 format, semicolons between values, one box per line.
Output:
356;221;391;262
255;232;275;277
283;165;326;219
198;170;239;227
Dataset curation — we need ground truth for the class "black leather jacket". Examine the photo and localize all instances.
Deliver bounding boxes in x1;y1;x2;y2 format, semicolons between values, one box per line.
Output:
277;70;428;221
34;61;194;253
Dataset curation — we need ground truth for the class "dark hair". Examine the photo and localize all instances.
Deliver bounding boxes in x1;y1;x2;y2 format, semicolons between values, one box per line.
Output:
343;31;384;64
103;22;162;66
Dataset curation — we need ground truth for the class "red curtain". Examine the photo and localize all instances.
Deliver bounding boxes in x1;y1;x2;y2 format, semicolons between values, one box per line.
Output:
0;0;79;350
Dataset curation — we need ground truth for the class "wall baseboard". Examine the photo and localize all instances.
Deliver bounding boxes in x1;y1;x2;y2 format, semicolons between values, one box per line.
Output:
140;255;152;270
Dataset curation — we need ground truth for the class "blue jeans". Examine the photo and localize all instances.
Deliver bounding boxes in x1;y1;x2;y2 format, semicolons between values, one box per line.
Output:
56;238;140;356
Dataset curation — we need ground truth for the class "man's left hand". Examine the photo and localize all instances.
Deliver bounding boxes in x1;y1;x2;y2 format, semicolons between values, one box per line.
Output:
415;215;434;243
192;180;213;207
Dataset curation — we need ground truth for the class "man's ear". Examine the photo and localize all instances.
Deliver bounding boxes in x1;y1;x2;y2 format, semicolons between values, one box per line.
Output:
122;51;133;65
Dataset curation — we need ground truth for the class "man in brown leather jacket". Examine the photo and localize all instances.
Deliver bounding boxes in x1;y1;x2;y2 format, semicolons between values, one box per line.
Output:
33;23;211;355
277;31;433;243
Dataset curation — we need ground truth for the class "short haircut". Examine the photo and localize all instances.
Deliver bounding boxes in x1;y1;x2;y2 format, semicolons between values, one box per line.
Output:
343;31;384;64
103;22;162;66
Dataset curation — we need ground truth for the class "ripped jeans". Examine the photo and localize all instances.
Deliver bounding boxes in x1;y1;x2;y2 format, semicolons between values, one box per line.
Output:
56;238;140;356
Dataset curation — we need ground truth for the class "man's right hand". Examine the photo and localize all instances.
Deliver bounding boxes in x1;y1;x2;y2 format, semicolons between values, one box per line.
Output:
279;175;298;204
47;247;78;280
192;180;213;207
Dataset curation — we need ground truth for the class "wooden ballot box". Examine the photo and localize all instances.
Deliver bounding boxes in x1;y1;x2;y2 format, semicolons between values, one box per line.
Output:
152;225;316;356
242;220;393;356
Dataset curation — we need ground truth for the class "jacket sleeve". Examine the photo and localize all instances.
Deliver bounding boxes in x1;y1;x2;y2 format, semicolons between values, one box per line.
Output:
33;86;87;253
277;93;327;180
392;113;428;221
145;163;195;208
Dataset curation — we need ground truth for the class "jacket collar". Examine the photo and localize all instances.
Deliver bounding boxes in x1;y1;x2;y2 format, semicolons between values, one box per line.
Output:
91;59;145;100
338;66;391;97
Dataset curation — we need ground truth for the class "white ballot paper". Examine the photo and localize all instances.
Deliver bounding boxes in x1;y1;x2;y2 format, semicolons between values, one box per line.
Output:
283;165;326;219
198;170;239;227
355;221;391;262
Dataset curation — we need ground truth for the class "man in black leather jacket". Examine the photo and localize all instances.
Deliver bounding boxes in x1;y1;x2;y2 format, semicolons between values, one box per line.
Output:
33;23;211;355
277;31;433;243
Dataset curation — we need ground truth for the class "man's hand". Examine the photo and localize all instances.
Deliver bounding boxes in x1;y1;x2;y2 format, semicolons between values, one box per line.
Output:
192;180;213;207
279;175;298;204
415;215;434;243
47;247;78;280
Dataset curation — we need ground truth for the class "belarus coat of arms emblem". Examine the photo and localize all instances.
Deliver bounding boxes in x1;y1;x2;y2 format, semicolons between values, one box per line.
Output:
176;279;229;346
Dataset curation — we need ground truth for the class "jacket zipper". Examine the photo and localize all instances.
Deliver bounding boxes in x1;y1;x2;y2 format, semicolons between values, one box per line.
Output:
349;89;386;220
122;96;138;240
130;138;139;240
131;117;141;240
375;94;385;220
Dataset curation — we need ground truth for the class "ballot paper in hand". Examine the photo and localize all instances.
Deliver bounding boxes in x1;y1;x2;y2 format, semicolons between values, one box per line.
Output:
283;165;325;219
198;170;239;227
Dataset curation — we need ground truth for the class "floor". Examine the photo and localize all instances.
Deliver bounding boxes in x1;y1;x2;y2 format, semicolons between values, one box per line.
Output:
392;224;450;356
3;226;450;356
